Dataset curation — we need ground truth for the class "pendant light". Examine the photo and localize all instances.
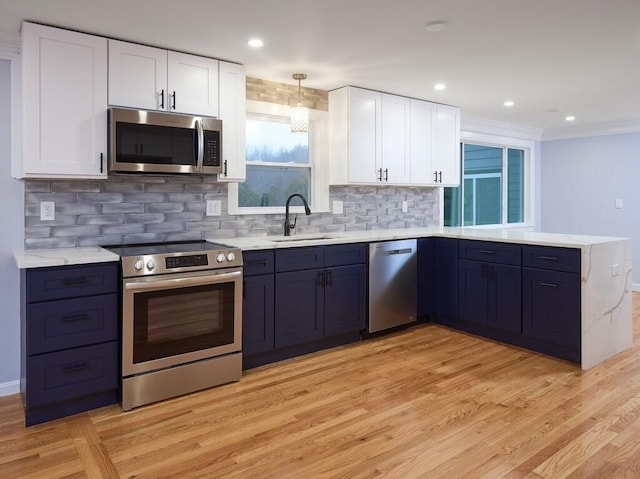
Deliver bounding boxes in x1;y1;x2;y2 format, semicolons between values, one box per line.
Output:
290;73;309;133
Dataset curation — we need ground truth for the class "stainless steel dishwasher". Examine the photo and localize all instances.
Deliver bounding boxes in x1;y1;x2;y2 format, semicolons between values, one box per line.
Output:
368;239;418;333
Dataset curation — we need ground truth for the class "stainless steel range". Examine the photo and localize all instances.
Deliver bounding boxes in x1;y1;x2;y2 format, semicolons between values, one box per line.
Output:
107;241;243;410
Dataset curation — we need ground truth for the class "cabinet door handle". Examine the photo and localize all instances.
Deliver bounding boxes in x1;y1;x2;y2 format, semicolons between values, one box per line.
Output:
318;271;324;287
540;282;559;288
62;362;89;373
384;168;389;181
160;89;165;109
62;314;89;323
479;250;495;255
438;171;442;183
378;168;383;182
223;160;228;177
326;270;332;286
171;91;176;110
100;153;104;174
488;265;494;280
247;259;267;266
434;171;438;182
539;256;559;261
62;277;90;286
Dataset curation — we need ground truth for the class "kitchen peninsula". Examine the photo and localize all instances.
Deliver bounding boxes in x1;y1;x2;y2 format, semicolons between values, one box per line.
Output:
212;227;633;370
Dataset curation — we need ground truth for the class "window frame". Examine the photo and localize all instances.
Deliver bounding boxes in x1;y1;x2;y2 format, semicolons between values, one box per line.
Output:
228;100;329;215
442;130;536;228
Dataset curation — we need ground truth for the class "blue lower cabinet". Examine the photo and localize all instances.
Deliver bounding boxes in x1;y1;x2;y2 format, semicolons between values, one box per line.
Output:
244;245;366;368
522;267;581;351
242;274;275;356
417;238;459;320
275;268;325;348
21;262;119;426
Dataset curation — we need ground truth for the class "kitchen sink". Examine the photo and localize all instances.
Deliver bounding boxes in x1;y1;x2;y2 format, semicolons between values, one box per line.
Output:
269;234;337;242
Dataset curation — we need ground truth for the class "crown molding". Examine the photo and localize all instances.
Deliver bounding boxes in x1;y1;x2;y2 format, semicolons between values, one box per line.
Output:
542;119;640;141
461;115;543;142
0;31;19;56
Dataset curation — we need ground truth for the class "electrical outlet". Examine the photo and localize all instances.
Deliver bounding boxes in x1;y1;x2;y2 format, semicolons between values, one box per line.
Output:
206;200;222;216
612;264;620;277
332;200;344;215
402;201;408;213
40;201;55;221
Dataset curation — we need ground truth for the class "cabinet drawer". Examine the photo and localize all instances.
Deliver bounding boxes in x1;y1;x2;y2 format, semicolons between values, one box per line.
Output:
27;294;118;355
523;245;581;273
459;240;521;266
243;250;275;276
275;247;325;272
26;263;118;302
325;243;367;267
26;342;118;408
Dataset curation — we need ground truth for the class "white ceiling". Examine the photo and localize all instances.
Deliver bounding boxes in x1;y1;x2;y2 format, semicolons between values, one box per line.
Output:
1;0;639;135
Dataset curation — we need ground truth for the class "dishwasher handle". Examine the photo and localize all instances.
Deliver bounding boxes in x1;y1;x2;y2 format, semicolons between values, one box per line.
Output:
383;247;413;256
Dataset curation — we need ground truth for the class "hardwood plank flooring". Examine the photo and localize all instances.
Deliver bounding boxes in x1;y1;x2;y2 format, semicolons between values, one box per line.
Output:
3;294;640;478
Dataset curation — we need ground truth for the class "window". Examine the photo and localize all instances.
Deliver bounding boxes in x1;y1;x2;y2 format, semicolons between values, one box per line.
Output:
239;118;310;207
444;142;529;227
228;101;329;214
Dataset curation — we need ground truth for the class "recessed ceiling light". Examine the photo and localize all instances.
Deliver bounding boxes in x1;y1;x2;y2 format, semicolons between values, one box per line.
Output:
566;115;576;121
434;83;446;91
504;100;515;107
248;38;263;48
425;21;447;32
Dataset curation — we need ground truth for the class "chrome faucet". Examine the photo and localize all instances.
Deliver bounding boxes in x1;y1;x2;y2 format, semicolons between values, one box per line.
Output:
284;193;311;236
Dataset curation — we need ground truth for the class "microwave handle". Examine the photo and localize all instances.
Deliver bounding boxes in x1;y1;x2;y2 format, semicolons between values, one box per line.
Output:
196;119;204;171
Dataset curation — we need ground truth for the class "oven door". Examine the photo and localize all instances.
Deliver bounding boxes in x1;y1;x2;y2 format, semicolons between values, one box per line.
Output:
122;267;242;376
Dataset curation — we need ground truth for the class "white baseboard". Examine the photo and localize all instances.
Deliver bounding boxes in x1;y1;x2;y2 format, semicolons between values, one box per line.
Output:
0;379;20;397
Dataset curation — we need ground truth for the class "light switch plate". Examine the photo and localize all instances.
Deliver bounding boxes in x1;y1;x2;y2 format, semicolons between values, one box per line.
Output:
401;200;408;213
615;199;623;209
206;200;222;216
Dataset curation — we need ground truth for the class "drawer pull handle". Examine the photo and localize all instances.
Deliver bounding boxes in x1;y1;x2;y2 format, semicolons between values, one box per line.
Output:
247;259;267;266
62;362;89;373
540;282;559;288
62;314;89;323
480;250;495;254
62;277;90;286
539;256;559;261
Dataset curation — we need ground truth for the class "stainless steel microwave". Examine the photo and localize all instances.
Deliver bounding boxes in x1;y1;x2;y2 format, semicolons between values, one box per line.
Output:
109;108;222;175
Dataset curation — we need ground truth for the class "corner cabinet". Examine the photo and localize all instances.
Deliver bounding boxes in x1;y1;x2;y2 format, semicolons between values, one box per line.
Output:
19;22;108;179
108;39;219;116
21;262;119;426
329;86;460;187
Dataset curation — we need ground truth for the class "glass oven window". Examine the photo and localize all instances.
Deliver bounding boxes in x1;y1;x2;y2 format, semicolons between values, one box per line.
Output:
132;282;234;363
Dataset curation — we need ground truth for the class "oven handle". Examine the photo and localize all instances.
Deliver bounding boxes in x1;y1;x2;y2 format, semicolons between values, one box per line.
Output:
124;270;241;292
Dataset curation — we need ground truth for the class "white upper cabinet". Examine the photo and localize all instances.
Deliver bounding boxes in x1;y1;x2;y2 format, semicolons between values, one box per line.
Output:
216;61;246;182
108;40;219;117
409;99;435;184
19;22;108;179
381;93;411;184
329;86;460;187
434;104;461;186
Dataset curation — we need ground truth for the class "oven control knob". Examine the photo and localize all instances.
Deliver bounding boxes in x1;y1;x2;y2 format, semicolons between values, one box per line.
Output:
146;259;156;271
226;252;236;262
216;253;226;263
134;259;144;271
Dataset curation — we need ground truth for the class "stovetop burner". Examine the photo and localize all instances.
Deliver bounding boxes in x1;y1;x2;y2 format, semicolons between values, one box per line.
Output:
105;240;243;277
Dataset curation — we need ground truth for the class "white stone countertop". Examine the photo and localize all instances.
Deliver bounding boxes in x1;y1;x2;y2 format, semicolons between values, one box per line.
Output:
15;246;120;269
208;227;629;251
14;227;629;269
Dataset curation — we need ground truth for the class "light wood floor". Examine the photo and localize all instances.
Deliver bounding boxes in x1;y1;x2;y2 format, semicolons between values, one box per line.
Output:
3;295;640;478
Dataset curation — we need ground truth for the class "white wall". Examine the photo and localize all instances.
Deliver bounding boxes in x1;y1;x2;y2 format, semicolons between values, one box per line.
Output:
541;132;640;286
0;58;24;394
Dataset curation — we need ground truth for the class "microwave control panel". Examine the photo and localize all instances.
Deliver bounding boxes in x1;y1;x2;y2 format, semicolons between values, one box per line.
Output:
203;130;221;167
